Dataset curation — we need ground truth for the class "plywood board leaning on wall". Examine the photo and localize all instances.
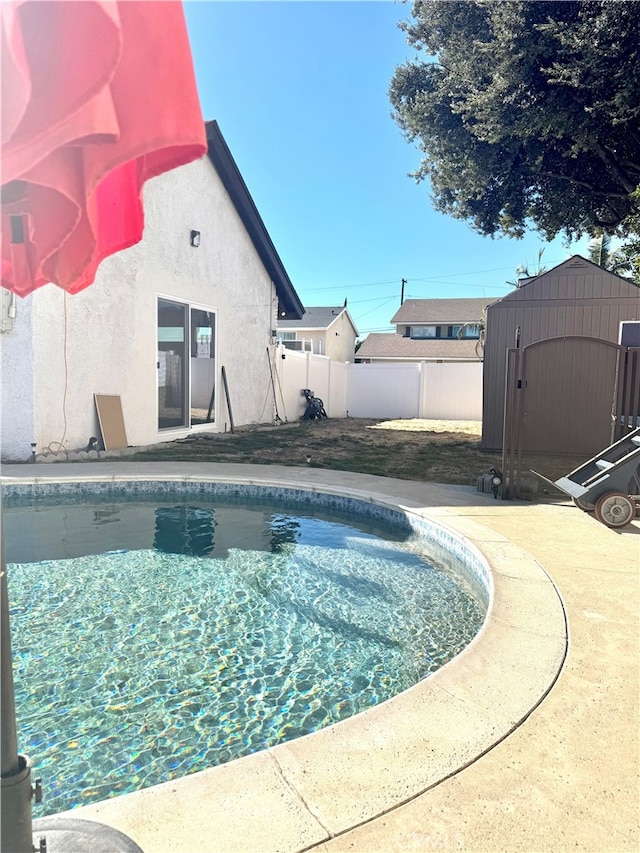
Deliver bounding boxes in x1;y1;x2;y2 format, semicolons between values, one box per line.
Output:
94;394;128;450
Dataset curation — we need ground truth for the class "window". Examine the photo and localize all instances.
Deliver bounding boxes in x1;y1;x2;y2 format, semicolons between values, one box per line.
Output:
411;325;439;339
409;323;481;340
460;324;480;339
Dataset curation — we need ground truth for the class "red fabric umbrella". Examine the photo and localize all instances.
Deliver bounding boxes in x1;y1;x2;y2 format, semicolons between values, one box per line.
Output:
1;0;207;296
1;5;207;850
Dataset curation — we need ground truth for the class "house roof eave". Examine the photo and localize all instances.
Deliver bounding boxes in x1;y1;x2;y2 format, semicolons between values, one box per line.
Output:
205;120;304;319
278;305;359;334
495;254;640;304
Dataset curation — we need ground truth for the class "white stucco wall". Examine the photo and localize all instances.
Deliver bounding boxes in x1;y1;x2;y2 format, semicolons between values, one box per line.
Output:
1;156;280;459
325;312;357;362
1;294;35;462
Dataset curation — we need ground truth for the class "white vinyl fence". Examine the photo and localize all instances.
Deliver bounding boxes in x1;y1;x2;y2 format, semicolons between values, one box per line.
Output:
274;349;482;422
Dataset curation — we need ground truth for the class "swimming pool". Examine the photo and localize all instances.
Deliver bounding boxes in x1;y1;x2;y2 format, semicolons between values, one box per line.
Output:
3;481;490;816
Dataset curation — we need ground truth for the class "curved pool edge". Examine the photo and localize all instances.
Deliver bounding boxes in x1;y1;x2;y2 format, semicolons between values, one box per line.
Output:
1;469;568;853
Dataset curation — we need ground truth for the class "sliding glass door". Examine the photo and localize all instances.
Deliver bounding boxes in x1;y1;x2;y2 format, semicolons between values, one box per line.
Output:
190;307;216;425
158;299;216;430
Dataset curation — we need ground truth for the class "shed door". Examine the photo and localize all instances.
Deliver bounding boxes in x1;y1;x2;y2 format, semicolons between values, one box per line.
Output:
520;336;621;455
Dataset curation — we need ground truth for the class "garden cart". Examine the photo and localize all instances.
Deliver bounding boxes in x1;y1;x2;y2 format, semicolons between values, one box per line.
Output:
532;427;640;529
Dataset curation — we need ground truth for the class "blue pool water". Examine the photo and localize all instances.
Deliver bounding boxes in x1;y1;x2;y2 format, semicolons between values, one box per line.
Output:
4;490;486;816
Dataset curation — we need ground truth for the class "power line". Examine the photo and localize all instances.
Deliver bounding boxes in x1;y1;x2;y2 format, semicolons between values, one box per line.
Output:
298;255;573;296
347;294;403;305
406;258;569;281
356;296;398;320
405;280;513;290
303;278;398;293
407;265;519;281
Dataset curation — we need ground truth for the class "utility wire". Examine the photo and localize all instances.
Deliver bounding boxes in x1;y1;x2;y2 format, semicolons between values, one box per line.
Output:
297;255;572;296
356;296;398;320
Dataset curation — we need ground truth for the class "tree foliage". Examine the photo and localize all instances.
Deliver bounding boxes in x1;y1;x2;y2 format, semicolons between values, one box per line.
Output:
589;233;640;284
390;1;640;242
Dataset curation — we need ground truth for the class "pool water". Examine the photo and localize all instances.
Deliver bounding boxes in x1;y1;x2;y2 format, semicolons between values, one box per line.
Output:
4;495;485;815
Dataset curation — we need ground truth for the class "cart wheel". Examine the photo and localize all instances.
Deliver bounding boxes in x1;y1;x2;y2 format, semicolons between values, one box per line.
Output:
594;492;636;529
572;496;596;512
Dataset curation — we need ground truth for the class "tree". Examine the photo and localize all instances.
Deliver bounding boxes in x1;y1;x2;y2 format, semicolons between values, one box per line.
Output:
588;234;618;270
614;238;640;284
589;233;640;284
390;1;640;242
507;248;547;287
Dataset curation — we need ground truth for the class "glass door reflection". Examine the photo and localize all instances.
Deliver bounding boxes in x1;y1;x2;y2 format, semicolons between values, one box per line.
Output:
157;299;187;429
190;308;216;425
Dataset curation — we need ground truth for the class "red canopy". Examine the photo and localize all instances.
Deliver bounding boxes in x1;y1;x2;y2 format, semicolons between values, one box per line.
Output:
1;0;207;296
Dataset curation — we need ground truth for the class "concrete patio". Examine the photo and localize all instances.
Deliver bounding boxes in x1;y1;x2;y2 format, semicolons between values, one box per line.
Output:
2;462;638;852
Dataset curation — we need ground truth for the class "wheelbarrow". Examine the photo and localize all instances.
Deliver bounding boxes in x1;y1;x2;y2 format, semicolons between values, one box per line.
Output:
532;427;640;529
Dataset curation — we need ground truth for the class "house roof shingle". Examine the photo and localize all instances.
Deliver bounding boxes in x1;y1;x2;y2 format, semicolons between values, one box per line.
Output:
277;306;359;336
390;297;497;325
356;333;482;361
277;306;348;331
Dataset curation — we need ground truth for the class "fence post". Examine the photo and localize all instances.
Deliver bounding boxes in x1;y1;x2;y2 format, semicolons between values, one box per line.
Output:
417;361;427;418
616;347;640;438
501;348;520;499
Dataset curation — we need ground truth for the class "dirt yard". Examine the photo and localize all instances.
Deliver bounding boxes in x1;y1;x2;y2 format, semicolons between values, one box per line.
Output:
125;417;502;487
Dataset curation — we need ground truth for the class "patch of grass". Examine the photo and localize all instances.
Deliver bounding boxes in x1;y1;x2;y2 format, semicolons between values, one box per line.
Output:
122;418;503;486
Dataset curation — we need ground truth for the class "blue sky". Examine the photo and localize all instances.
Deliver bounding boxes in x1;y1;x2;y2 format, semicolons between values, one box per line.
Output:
184;1;586;337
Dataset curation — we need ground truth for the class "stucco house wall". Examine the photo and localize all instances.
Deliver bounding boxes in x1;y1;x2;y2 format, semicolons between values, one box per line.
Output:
324;311;358;362
0;293;35;461
277;306;358;362
1;130;302;461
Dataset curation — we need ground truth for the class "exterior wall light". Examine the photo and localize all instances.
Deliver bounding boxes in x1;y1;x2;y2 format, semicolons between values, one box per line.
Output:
190;230;201;247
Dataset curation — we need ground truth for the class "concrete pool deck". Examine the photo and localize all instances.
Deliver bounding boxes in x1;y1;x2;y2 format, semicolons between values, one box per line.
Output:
1;461;638;852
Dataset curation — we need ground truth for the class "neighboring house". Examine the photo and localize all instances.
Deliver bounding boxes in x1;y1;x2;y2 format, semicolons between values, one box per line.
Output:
356;297;496;363
482;255;640;450
0;120;304;462
276;305;359;362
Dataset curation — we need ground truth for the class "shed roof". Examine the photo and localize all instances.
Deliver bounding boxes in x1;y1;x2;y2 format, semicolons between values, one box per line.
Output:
205;120;304;319
356;333;482;361
277;305;358;335
390;297;497;325
493;255;640;305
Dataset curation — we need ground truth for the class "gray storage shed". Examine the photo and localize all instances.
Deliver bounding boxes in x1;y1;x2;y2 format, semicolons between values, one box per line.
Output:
482;255;640;450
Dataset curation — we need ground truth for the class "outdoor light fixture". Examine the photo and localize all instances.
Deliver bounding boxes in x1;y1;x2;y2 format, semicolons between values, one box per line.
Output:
190;230;201;247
